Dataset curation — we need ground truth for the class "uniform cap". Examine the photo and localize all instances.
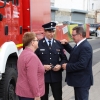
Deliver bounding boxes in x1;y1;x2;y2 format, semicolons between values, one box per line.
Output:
42;22;56;31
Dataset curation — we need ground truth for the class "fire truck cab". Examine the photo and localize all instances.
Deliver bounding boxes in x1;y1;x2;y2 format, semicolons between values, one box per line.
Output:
0;0;51;100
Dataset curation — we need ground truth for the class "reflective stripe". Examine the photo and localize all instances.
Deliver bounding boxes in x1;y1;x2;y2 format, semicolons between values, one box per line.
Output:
16;43;23;48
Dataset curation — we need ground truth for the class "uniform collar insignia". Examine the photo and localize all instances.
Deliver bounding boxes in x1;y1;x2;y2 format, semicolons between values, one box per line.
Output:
43;40;45;43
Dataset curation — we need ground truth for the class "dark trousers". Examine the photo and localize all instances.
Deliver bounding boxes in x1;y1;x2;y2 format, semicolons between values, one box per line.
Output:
41;82;62;100
74;87;90;100
18;96;34;100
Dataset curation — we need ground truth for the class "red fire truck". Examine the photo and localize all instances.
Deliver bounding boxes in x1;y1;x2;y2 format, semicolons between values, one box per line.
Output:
0;0;50;100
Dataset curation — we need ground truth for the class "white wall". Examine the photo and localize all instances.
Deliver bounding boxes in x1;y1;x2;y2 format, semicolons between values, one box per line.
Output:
71;0;87;10
54;0;88;10
54;0;72;9
54;0;100;11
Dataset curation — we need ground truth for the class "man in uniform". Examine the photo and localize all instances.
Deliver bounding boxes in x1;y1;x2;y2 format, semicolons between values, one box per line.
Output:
35;22;67;100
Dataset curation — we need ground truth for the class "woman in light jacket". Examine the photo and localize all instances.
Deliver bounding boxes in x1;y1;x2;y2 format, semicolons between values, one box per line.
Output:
16;32;45;100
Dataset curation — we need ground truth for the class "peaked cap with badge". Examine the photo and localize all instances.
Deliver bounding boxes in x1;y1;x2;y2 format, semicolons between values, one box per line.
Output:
42;21;56;31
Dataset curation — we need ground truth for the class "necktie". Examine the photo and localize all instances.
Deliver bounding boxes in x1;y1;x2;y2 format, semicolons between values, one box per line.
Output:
73;44;77;50
48;40;51;49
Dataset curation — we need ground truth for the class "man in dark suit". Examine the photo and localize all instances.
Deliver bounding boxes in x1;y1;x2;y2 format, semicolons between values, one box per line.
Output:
35;22;67;100
60;26;93;100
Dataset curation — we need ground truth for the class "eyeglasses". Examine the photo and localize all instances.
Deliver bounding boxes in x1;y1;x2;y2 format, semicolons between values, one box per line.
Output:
72;34;78;37
32;40;39;42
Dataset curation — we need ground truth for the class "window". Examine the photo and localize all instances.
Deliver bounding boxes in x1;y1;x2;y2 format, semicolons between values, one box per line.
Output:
12;0;18;5
92;3;94;10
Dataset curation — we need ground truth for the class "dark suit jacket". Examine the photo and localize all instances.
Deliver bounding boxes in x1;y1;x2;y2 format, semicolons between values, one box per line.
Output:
35;38;67;82
63;39;93;87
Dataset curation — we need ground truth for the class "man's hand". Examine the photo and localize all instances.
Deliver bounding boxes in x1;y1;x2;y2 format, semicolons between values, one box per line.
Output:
35;97;40;100
44;65;52;71
62;63;67;70
60;39;68;44
52;64;61;71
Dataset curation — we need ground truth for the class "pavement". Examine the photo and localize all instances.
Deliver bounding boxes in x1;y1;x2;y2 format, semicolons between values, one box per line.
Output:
49;37;100;100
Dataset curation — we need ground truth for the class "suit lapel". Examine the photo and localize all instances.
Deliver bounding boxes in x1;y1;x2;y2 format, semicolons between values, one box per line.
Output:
69;40;87;60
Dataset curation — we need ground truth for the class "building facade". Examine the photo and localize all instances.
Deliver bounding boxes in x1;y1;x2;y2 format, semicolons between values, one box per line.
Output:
51;0;100;24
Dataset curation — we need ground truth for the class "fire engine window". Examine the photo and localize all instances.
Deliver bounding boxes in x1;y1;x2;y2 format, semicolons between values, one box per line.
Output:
5;0;13;3
12;0;18;5
7;0;12;2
